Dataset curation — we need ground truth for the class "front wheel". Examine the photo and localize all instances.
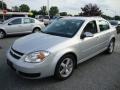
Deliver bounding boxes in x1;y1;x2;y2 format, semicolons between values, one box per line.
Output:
106;39;115;54
0;30;5;39
54;54;75;80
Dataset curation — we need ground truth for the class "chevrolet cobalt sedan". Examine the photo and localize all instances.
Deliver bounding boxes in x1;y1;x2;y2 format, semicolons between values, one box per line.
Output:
7;17;117;80
0;17;45;39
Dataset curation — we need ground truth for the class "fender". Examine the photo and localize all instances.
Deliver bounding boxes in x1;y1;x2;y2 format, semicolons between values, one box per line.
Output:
50;48;77;74
0;28;6;34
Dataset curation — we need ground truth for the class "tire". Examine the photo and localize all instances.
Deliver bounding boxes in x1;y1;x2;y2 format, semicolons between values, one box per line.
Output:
106;39;115;54
54;54;75;80
0;30;5;39
33;28;41;33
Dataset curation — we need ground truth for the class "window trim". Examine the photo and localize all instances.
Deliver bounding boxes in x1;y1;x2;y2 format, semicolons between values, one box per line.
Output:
81;20;98;36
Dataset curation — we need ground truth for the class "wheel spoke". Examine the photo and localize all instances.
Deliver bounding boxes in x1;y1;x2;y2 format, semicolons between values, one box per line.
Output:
65;69;70;75
66;58;71;66
60;69;65;74
61;63;66;68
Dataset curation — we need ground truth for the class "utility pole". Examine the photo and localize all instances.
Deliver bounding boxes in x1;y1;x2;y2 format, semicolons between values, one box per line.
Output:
47;0;50;17
1;0;5;21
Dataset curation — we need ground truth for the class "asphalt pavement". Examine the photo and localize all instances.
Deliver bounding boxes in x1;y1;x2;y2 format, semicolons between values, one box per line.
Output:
0;34;120;90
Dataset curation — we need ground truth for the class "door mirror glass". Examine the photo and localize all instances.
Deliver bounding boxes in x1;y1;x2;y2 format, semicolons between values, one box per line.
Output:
84;32;94;37
81;32;94;39
8;23;13;25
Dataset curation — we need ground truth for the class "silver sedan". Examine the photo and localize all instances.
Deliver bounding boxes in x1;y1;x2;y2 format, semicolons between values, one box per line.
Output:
7;17;117;80
0;17;45;39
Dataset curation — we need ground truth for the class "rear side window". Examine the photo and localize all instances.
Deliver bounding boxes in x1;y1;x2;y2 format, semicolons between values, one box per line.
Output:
23;18;35;24
98;20;110;32
23;18;30;24
83;21;98;34
30;19;35;23
10;18;22;25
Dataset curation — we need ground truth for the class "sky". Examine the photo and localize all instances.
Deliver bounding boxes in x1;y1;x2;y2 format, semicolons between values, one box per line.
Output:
2;0;120;16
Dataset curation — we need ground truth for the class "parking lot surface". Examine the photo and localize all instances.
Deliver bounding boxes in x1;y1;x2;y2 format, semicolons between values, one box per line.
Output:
0;34;120;90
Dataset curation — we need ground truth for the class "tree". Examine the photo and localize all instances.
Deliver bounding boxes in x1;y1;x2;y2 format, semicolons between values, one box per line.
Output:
39;6;48;15
49;6;59;16
114;16;120;20
19;4;30;12
31;10;39;17
0;1;7;10
12;6;19;12
81;3;102;16
101;14;112;20
60;12;67;16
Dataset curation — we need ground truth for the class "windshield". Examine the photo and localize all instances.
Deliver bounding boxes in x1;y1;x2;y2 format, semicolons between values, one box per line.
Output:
42;19;84;38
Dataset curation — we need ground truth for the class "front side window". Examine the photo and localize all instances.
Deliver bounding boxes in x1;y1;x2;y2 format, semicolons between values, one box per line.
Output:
83;21;98;34
42;19;84;38
98;20;110;32
10;18;22;25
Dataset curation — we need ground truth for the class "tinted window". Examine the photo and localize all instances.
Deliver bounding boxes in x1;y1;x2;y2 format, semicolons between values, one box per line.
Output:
83;21;98;34
44;16;49;19
42;19;84;37
109;21;118;26
98;20;110;31
10;18;21;25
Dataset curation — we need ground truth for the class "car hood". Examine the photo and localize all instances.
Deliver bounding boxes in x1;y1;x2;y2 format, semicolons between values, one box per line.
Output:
12;33;69;54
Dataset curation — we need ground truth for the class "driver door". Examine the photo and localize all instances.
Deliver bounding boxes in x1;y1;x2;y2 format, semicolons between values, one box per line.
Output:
78;20;100;60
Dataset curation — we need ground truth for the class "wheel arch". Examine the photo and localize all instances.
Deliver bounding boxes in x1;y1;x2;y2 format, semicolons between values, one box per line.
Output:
53;51;78;75
32;27;41;32
0;29;6;36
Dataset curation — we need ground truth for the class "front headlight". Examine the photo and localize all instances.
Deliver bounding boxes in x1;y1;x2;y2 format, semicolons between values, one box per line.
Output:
24;51;50;63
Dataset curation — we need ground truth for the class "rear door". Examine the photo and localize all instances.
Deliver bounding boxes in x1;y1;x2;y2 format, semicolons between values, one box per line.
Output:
96;20;111;50
21;18;35;33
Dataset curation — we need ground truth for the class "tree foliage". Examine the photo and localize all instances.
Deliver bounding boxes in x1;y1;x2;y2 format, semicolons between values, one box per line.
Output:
49;6;59;16
81;3;102;16
0;1;7;10
39;6;48;15
60;12;67;16
12;6;19;12
114;16;120;20
101;14;113;20
19;4;30;12
31;10;39;17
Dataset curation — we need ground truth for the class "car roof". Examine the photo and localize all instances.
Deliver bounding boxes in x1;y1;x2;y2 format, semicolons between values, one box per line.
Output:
62;16;105;21
8;17;32;20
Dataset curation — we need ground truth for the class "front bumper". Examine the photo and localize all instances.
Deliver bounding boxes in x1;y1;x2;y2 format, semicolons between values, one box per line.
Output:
7;50;54;79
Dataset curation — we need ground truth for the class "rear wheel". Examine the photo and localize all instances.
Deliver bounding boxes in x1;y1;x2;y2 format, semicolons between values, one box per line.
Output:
54;54;75;80
33;28;41;33
0;30;5;39
106;39;115;54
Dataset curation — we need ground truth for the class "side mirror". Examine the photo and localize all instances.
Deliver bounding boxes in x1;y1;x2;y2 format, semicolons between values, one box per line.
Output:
81;32;94;39
8;23;12;25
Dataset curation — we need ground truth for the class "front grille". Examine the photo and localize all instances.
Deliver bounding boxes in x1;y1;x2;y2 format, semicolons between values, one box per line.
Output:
10;48;24;60
12;48;24;56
